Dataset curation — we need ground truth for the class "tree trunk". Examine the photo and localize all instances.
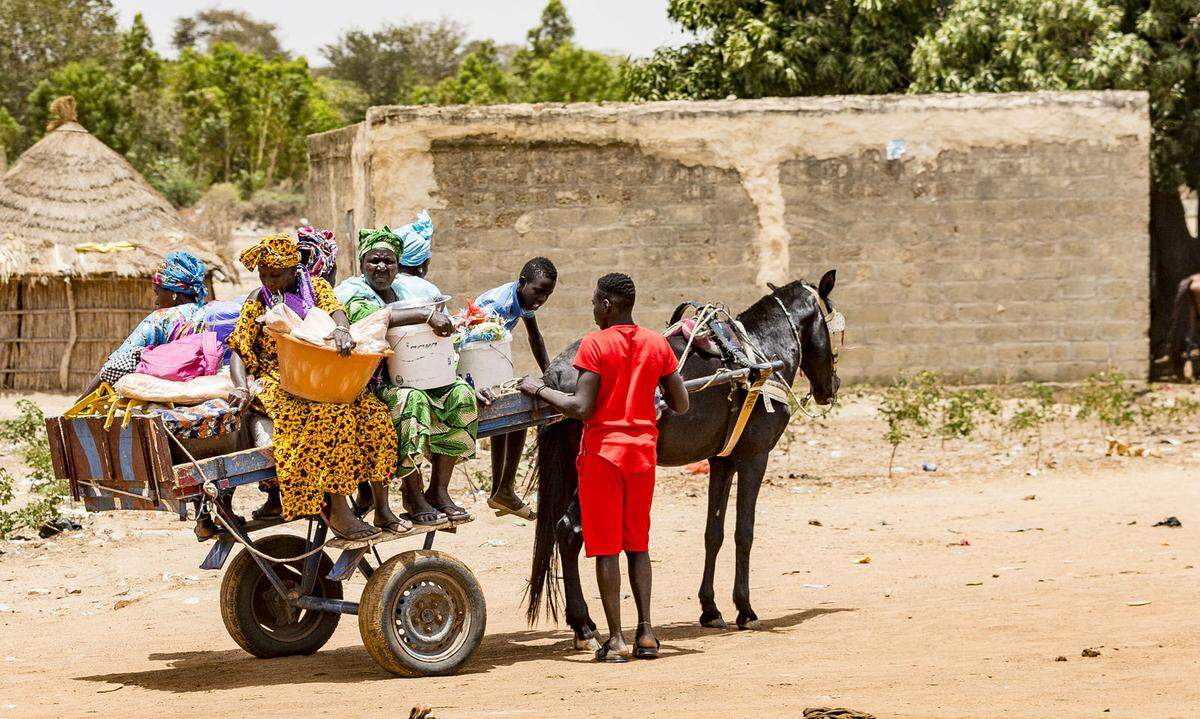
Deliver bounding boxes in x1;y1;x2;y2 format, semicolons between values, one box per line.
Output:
1149;190;1200;378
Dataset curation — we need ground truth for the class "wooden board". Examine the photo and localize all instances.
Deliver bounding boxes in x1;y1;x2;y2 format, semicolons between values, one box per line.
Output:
477;392;561;438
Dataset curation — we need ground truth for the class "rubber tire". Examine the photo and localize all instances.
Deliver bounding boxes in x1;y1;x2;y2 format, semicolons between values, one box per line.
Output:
220;533;342;658
358;550;486;677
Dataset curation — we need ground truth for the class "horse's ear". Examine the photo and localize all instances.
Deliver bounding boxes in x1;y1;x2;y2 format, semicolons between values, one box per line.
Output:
818;269;836;299
766;282;780;293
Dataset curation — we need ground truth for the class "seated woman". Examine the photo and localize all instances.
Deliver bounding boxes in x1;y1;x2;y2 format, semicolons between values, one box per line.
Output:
79;251;209;398
335;218;478;525
226;233;396;541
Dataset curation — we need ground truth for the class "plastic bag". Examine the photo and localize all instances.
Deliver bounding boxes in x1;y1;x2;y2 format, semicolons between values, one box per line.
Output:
291;307;337;347
202;298;245;346
258;303;304;334
115;372;234;404
350;307;391;354
135;332;223;381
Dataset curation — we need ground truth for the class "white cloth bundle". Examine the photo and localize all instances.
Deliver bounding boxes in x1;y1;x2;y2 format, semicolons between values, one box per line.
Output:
115;372;234;404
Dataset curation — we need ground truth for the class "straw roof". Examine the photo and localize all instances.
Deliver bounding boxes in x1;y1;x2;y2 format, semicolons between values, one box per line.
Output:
0;98;225;281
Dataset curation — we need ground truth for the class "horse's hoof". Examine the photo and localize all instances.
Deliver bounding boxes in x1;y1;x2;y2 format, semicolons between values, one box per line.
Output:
699;611;727;629
736;611;761;631
574;635;601;652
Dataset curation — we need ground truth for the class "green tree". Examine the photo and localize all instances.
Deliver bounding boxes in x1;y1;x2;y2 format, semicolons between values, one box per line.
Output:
411;41;517;105
0;107;21;162
27;60;128;151
1137;0;1200;191
513;0;575;79
173;8;288;59
624;0;951;100
322;20;466;106
525;43;625;102
910;0;1149;93
316;76;372;125
0;0;120;124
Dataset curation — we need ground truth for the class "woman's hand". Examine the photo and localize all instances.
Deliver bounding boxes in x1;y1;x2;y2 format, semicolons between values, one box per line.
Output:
329;326;355;356
229;386;252;414
428;311;454;337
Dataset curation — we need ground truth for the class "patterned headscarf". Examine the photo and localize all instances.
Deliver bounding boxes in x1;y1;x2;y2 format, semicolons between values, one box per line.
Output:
297;226;337;280
398;210;434;267
153;251;208;304
239;233;302;271
357;226;403;262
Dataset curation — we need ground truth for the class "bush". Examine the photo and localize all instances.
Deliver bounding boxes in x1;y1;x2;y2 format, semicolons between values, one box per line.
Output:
0;399;67;539
1074;371;1136;430
1006;383;1056;468
940;388;1001;442
146;156;205;207
878;370;942;477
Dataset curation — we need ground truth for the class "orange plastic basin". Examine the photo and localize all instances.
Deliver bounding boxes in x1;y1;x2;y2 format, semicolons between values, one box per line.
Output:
267;328;391;404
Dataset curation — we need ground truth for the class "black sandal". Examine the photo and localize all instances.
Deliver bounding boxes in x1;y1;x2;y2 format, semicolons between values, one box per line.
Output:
595;636;629;663
376;517;413;534
406;510;443;526
433;503;470;521
633;622;660;659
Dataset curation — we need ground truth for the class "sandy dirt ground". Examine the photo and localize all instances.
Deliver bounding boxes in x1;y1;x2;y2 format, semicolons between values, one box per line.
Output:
1;390;1197;719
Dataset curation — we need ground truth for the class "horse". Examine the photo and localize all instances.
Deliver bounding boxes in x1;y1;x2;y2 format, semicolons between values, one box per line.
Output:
525;270;841;646
1167;273;1200;379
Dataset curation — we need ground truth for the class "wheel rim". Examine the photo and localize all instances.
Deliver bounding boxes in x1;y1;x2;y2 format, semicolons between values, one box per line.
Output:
250;563;325;643
389;569;470;663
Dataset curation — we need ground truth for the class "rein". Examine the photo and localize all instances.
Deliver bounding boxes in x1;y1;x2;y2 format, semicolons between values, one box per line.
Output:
769;284;843;420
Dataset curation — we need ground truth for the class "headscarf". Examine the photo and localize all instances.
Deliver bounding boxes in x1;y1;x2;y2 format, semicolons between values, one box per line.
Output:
240;234;316;318
357;226;403;262
398;210;433;267
297;226;337;280
239;233;302;271
153;251;208;304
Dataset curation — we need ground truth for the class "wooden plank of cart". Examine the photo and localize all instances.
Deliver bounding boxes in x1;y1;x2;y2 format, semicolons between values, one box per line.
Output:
44;391;561;677
43;363;773;677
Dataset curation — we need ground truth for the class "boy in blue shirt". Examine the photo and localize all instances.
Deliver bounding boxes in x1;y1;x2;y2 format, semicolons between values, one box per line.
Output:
475;257;557;519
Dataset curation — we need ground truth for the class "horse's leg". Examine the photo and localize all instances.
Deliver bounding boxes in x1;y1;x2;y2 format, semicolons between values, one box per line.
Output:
699;456;735;628
556;496;599;650
732;451;769;630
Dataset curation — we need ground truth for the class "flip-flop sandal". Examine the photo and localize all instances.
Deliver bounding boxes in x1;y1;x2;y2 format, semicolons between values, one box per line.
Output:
376;518;413;534
251;505;282;520
329;523;383;542
407;510;443;526
487;497;536;520
633;623;661;659
434;503;470;521
595;638;629;663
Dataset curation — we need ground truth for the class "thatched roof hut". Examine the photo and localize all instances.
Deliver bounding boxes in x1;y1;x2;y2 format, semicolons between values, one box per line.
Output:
0;97;224;391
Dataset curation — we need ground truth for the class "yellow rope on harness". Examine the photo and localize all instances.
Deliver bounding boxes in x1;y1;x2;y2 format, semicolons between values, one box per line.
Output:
716;369;772;457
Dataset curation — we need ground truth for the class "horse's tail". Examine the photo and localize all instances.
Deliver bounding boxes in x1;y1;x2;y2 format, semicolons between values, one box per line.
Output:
524;418;581;626
1168;276;1195;375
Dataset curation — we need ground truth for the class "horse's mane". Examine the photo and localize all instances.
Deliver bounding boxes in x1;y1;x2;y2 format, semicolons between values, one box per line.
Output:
737;279;813;328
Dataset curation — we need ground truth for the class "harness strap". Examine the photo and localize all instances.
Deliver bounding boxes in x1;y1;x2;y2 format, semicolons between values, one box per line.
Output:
716;370;772;457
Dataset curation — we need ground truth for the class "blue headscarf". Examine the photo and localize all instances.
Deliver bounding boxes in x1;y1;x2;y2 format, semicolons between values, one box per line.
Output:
153;251;208;304
399;210;434;267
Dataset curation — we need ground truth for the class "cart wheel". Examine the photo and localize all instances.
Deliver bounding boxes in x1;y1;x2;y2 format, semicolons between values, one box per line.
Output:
220;533;342;658
358;550;486;677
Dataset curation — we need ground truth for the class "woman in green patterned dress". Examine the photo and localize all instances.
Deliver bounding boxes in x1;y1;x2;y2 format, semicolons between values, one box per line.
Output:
335;223;480;525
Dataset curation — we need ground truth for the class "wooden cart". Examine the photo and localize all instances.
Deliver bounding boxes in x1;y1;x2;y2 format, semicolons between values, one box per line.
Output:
45;392;560;677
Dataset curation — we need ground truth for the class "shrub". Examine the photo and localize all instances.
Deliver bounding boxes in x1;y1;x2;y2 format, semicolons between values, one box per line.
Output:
0;400;67;539
1074;371;1136;430
878;370;942;477
1006;383;1056;468
940;388;1001;442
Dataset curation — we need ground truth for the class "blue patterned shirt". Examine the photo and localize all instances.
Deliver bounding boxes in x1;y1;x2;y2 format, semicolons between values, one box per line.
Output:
474;281;535;331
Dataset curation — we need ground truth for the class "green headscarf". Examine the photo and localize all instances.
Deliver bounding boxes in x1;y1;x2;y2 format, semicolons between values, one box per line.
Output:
357;226;403;262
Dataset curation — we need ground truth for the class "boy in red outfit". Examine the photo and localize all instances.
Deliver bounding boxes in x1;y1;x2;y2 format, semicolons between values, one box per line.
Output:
519;273;689;661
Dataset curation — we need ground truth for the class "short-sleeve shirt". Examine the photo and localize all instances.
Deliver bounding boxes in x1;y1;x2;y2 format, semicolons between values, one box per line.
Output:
573;324;679;470
394;273;442;301
475;281;535;332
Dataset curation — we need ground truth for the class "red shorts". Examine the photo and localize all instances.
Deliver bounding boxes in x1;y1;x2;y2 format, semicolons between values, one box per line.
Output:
575;449;655;557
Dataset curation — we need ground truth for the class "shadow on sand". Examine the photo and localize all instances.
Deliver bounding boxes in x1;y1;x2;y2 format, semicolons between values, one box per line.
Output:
77;607;853;691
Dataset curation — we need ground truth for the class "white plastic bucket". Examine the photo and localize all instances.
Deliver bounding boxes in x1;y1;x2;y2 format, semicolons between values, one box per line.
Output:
386;324;458;390
457;337;514;391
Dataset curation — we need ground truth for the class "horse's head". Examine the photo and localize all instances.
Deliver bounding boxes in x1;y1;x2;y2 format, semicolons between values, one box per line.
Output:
766;269;842;405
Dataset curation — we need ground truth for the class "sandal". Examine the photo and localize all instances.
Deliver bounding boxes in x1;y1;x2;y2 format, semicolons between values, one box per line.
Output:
487;496;536;520
433;503;470;521
251;504;282;521
376;517;413;534
407;510;443;526
633;622;660;659
327;518;382;542
595;636;629;663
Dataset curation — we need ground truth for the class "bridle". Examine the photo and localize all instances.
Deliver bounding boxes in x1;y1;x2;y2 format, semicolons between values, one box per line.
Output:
770;283;844;418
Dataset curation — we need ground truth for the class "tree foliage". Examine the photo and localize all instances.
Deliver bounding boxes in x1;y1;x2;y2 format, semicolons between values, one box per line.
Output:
411;40;517;105
1136;0;1200;190
322;20;466;106
624;0;952;100
0;0;120;124
173;8;288;59
909;0;1149;92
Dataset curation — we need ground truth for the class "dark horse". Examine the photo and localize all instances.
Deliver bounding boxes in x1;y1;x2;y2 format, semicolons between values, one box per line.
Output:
526;271;841;644
1167;273;1200;379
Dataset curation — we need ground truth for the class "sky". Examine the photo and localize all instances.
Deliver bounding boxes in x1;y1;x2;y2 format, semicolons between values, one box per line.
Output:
109;0;691;62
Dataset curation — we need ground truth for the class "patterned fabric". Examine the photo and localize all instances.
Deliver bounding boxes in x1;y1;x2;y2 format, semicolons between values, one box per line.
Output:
258;267;317;319
226;276;396;520
398;210;434;266
297;226;337;281
154;399;240;440
475;281;535;331
337;281;477;474
99;347;143;385
357;226;403;262
111;303;205;359
381;381;478;477
239;233;302;270
153;251;208;303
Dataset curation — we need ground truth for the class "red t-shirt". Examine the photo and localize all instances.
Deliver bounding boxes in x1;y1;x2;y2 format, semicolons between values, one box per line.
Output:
573;324;679;470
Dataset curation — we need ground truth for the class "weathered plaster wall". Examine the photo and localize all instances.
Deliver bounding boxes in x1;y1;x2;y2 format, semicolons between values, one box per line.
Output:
308;92;1150;383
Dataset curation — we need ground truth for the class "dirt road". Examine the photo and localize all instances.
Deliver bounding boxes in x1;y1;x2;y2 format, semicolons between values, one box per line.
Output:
2;391;1198;718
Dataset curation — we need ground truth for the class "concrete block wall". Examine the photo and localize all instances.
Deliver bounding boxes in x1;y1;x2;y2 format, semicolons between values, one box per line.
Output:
308;92;1150;383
